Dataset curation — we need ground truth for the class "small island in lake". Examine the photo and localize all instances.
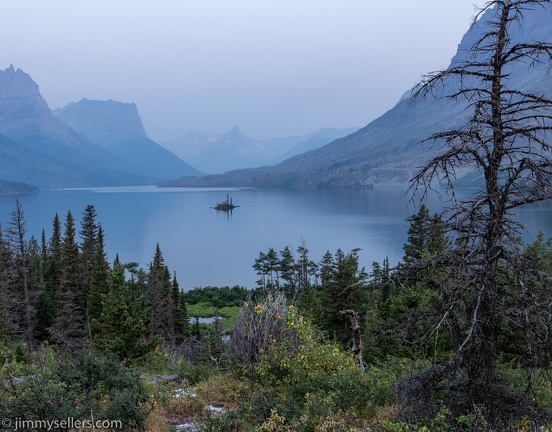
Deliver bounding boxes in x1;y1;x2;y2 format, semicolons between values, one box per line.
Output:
213;194;239;211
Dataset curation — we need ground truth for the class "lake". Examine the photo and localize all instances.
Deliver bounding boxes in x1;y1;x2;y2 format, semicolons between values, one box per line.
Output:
1;186;551;290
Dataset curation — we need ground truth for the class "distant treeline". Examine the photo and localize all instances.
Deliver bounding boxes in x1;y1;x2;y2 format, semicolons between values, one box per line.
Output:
0;180;38;194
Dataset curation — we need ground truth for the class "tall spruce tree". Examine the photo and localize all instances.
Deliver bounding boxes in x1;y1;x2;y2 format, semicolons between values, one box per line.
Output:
45;214;62;304
0;225;16;340
171;273;190;343
94;257;149;360
34;230;54;341
279;246;296;296
49;210;86;350
319;249;366;344
146;243;170;341
79;205;99;312
86;226;111;329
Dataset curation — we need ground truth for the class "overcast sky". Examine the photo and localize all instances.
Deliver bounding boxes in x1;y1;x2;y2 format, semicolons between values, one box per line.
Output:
1;1;484;141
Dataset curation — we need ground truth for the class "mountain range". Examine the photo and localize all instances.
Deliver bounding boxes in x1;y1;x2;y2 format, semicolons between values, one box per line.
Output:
2;3;551;190
165;4;552;188
161;126;358;174
0;65;357;188
0;65;201;188
53;99;203;180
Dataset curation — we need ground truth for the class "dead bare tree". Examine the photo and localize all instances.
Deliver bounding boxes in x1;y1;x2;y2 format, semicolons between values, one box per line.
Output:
227;293;292;365
403;0;552;426
341;310;366;373
7;199;36;351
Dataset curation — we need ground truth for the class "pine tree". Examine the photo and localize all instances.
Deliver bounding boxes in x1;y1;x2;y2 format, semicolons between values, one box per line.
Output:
279;246;296;297
45;214;62;309
146;243;170;341
253;251;268;291
296;241;317;290
79;205;99;312
318;250;335;288
60;211;80;293
319;249;367;344
402;204;431;264
94;257;149;360
86;226;111;329
49;210;86;350
34;230;55;342
171;273;190;343
0;225;16;340
7;199;35;350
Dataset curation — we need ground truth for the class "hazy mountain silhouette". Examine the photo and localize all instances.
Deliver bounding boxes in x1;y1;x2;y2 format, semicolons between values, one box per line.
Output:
0;66;148;187
165;4;552;188
54;98;203;179
161;126;358;174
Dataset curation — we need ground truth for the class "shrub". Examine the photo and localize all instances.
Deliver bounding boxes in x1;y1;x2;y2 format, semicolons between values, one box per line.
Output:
0;350;152;431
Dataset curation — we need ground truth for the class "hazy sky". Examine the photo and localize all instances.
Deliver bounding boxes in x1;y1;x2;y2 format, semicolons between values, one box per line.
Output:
1;1;484;141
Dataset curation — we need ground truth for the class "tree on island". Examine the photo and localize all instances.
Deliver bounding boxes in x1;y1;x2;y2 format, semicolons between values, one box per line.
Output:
214;194;238;211
401;0;552;426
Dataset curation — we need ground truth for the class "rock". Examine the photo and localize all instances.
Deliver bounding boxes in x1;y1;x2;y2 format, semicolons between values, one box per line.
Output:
139;373;182;385
175;422;198;432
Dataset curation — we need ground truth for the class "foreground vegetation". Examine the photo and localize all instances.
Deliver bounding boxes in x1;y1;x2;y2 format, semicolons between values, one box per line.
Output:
0;198;550;431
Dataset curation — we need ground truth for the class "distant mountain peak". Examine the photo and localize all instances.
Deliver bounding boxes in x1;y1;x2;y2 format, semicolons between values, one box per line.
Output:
222;125;245;139
0;65;71;142
54;98;148;144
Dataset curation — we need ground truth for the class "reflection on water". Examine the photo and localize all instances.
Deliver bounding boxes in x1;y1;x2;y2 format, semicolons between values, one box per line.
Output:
0;186;549;290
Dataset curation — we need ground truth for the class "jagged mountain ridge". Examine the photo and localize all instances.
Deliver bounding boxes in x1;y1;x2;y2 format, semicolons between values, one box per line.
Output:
0;65;120;171
161;126;358;174
0;66;204;187
54;99;203;179
165;4;552;188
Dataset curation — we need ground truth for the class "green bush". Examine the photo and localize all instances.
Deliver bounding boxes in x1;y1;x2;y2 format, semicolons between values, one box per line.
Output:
0;350;151;431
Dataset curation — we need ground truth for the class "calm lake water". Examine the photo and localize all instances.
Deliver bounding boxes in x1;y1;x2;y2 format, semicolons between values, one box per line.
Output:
1;186;550;290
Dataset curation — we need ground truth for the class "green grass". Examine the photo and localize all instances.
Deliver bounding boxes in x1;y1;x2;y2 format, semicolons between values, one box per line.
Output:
186;303;240;332
186;302;216;318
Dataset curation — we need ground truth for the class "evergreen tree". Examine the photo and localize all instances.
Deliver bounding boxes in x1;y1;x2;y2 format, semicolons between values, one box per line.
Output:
165;266;176;345
34;230;55;342
253;249;280;292
171;273;190;343
0;225;16;340
296;241;317;290
402;204;431;264
318;250;335;287
50;210;86;350
192;317;201;339
146;243;170;341
94;257;149;360
279;246;296;297
79;204;99;312
7;199;36;350
86;226;111;329
319;248;367;344
36;215;63;342
503;233;552;369
253;251;268;291
60;210;80;293
44;213;62;310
